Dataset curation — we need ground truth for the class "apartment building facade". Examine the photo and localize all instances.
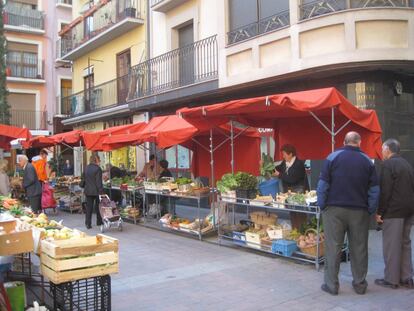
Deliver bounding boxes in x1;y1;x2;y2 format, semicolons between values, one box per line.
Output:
58;0;146;171
4;0;48;134
124;0;414;177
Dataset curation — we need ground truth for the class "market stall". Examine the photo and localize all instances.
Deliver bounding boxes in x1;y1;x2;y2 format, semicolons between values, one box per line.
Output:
177;87;382;268
0;124;32;150
0;197;118;310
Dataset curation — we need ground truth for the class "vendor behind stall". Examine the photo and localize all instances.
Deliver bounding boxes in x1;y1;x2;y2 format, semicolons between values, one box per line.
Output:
159;160;172;179
274;144;309;229
139;155;161;180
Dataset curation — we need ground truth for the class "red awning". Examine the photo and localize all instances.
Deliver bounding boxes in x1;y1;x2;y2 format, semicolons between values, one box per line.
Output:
101;116;197;150
22;136;56;149
51;130;84;147
0;124;32;150
178;87;383;159
83;123;147;151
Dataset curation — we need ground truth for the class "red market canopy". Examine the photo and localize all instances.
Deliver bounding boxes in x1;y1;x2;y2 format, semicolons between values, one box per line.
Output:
178;87;383;159
83;123;147;151
0;124;32;150
102;116;199;150
22;136;56;149
51;130;84;147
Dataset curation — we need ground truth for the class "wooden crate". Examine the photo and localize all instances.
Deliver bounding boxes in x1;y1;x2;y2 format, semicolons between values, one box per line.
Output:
0;229;34;256
40;234;119;284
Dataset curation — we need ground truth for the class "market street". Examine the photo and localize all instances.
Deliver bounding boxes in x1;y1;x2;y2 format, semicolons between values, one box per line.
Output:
50;212;414;311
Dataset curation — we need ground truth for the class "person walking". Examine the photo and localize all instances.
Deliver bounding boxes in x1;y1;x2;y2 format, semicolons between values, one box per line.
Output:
84;153;103;229
375;139;414;289
19;155;42;214
317;131;379;295
0;159;10;196
32;149;49;182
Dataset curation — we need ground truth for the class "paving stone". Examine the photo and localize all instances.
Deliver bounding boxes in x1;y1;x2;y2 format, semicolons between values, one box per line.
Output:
49;212;414;311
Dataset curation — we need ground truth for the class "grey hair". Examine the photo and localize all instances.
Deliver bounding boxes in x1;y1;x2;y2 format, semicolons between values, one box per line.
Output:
19;155;28;162
344;131;361;145
383;138;400;154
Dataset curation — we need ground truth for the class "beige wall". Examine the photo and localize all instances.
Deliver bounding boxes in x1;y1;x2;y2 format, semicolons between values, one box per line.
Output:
151;0;219;58
72;27;146;92
219;1;414;88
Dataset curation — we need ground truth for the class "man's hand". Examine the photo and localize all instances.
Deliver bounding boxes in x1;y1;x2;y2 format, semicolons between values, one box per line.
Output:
273;170;280;177
376;214;383;224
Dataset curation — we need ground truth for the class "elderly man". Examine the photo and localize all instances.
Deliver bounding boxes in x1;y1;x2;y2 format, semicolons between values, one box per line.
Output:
317;131;379;295
19;155;42;214
375;139;414;289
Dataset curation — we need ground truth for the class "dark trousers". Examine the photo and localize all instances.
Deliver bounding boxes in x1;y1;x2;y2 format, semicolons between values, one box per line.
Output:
29;195;42;214
85;195;103;227
322;206;369;292
382;214;414;284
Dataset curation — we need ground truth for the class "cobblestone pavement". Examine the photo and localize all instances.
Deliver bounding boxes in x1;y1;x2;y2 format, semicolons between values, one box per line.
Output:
51;212;414;311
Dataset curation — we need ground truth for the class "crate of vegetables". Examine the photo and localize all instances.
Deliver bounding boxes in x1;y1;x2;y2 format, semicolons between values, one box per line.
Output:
40;234;119;284
297;229;325;257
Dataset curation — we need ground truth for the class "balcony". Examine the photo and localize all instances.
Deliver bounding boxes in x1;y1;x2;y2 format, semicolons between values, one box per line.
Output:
61;75;129;117
300;0;414;20
227;10;290;45
6;56;44;83
128;35;218;102
57;0;144;60
151;0;188;13
5;110;48;130
56;0;72;8
3;3;44;33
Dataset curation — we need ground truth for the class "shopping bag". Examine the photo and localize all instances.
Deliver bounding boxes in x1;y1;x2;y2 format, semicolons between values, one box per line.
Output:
41;183;57;209
99;195;116;219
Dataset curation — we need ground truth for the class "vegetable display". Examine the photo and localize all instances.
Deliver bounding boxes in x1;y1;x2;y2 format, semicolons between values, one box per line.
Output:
176;177;192;185
259;153;276;181
235;172;257;191
216;173;238;194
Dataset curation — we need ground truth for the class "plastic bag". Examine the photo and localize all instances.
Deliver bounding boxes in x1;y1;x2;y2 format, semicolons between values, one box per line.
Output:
41;183;57;209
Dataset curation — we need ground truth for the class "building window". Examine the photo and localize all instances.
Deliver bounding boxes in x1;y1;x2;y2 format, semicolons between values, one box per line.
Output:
227;0;290;44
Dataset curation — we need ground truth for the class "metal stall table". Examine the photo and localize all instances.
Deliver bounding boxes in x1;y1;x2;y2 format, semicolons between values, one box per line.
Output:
218;195;339;270
141;189;215;240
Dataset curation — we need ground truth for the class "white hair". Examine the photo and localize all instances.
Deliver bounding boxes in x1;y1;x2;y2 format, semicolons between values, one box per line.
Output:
19;155;28;162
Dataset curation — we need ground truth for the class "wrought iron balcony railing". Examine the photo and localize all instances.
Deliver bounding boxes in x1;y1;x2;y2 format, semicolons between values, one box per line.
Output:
128;35;218;100
58;0;143;58
56;0;72;5
227;10;290;45
6;110;48;130
3;3;44;30
61;75;129;117
300;0;414;21
6;56;44;80
151;0;164;6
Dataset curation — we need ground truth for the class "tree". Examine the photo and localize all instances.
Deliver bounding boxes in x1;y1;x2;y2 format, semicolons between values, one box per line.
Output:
0;1;10;125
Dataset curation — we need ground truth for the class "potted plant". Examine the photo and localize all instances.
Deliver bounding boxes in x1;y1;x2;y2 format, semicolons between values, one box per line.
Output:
258;153;279;197
235;172;257;200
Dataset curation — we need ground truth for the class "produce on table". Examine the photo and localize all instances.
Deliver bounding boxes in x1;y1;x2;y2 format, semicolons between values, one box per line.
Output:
299;216;323;234
217;173;238;194
259;153;276;181
235;172;258;191
297;229;324;249
175;177;192;185
286;192;306;206
286;228;301;241
44;227;85;241
111;176;140;187
0;197;20;210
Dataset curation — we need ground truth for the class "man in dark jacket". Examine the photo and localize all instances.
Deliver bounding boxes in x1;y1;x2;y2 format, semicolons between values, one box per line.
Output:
84;153;103;229
19;155;42;213
317;131;379;296
375;139;414;289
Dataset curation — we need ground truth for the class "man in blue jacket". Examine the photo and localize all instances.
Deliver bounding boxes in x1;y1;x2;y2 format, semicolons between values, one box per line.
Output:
317;131;379;296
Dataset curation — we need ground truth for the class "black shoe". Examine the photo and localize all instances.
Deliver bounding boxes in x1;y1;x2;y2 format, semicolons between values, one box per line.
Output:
375;279;398;289
321;284;338;296
352;280;367;295
86;225;92;229
400;279;414;289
